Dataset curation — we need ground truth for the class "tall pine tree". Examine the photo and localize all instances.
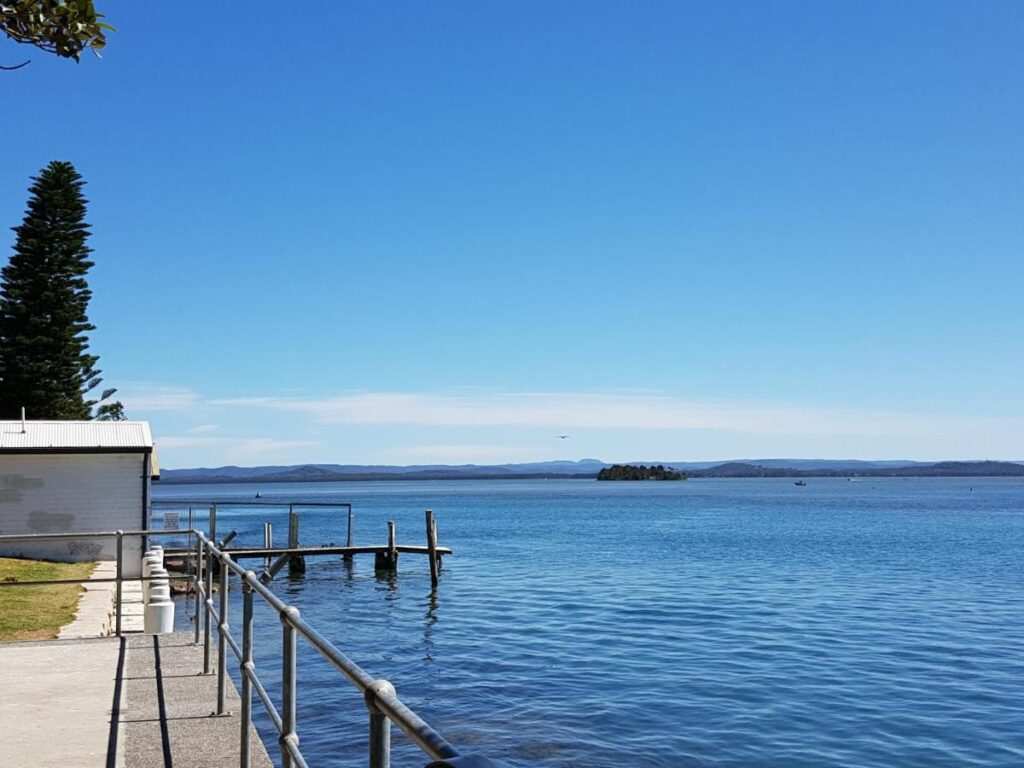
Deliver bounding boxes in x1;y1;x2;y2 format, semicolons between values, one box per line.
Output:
0;161;115;420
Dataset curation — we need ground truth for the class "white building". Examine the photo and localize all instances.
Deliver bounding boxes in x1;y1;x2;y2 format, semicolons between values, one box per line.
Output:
0;420;158;577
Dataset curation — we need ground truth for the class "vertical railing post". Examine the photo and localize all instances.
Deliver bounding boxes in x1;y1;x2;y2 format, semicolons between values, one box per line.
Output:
188;504;194;593
366;679;395;768
204;505;216;675
217;554;230;715
281;606;300;768
115;530;124;637
240;575;255;768
194;534;203;645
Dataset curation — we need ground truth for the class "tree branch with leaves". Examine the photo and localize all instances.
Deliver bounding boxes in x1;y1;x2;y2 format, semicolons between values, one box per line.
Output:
1;1;112;68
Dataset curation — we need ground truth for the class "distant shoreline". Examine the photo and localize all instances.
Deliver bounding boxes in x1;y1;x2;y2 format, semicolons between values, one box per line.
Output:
159;460;1024;484
158;472;600;484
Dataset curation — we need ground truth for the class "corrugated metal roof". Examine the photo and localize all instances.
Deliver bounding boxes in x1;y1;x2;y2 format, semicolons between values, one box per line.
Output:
0;420;153;450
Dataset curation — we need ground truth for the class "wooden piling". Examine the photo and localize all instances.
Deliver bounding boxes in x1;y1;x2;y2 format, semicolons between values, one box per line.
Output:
287;507;305;574
263;522;272;569
209;504;217;548
425;509;439;587
343;507;354;563
432;518;440;573
374;521;398;571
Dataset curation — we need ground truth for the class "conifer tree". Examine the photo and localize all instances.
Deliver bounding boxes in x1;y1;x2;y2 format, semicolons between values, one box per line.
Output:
0;161;118;419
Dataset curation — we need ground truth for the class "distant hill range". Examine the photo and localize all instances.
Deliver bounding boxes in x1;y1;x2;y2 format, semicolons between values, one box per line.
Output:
686;460;1024;478
159;458;1024;483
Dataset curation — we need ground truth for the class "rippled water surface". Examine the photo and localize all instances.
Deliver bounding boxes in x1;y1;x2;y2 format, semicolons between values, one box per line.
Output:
155;478;1024;767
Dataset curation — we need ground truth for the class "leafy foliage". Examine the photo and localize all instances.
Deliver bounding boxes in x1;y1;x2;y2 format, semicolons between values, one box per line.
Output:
1;1;111;61
0;161;121;420
596;464;687;481
95;398;125;421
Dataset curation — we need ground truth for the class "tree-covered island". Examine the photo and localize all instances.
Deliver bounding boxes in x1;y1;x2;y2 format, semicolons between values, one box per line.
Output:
596;464;687;481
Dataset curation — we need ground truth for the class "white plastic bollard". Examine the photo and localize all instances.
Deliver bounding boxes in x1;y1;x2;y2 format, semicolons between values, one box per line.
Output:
144;599;174;634
147;567;169;604
142;556;162;604
149;583;171;603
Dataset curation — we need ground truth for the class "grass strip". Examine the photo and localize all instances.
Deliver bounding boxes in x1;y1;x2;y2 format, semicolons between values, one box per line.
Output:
0;557;96;641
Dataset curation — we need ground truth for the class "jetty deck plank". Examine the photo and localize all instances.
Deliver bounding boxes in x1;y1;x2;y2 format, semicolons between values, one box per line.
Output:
220;544;453;558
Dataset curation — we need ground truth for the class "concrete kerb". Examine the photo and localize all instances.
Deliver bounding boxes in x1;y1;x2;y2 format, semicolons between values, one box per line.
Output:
57;559;145;639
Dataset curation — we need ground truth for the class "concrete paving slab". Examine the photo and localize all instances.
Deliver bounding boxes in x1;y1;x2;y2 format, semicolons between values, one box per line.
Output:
119;580;145;633
0;632;272;767
56;562;145;639
123;633;273;768
59;561;116;638
0;636;125;768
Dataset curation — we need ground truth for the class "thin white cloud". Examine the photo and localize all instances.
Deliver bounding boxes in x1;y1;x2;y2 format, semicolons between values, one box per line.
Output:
157;435;320;453
186;424;220;434
157;435;231;449
156;436;323;466
213;390;993;437
395;445;540;462
232;438;321;456
119;384;201;411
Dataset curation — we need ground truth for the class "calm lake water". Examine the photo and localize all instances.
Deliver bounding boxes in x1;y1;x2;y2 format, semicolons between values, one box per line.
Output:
153;477;1024;768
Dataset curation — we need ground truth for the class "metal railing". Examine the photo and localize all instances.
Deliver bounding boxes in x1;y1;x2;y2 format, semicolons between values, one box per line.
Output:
0;528;507;768
0;528;199;636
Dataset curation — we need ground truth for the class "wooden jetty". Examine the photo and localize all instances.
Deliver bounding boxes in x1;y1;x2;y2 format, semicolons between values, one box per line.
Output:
160;503;450;588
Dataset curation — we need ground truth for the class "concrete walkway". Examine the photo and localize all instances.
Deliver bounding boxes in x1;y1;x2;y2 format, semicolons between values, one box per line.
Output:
58;561;145;638
0;636;125;768
124;633;273;768
1;563;272;766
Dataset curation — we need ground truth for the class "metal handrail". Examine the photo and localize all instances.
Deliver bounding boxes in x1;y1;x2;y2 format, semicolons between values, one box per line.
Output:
0;526;506;768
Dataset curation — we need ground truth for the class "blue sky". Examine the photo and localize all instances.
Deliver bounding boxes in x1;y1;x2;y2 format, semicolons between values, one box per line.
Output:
1;2;1021;467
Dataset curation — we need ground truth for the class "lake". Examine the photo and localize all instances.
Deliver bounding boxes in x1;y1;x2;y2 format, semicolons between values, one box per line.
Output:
153;477;1024;767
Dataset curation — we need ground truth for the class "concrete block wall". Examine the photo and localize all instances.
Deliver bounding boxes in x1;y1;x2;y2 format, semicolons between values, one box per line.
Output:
0;453;148;577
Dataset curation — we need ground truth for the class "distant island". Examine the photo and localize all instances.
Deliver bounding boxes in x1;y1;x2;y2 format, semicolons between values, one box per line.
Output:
158;458;1024;484
597;464;687;481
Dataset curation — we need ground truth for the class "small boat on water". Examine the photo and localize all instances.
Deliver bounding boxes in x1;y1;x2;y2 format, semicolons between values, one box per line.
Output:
794;480;807;486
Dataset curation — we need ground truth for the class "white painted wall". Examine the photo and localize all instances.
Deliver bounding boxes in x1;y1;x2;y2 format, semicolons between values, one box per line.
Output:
0;453;148;577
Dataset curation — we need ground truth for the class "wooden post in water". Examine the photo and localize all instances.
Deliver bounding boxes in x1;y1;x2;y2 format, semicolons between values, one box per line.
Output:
343;507;354;563
375;521;398;571
288;507;306;574
263;522;272;570
388;520;397;566
425;509;439;587
432;514;440;573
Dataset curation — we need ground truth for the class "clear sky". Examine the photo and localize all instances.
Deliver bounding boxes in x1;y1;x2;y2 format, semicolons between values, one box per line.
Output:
2;2;1022;468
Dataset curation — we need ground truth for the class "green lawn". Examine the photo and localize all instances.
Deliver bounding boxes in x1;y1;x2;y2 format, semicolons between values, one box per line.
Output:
0;558;96;641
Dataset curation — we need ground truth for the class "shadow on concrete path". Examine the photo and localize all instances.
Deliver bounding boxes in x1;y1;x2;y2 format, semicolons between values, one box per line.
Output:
121;633;273;768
